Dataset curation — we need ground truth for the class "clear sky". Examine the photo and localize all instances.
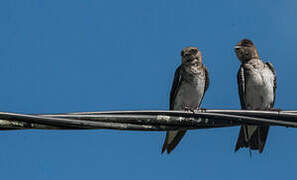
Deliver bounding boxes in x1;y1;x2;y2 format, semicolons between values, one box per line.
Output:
0;0;297;179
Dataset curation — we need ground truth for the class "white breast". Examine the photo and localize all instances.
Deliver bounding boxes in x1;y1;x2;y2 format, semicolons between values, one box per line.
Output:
173;76;205;110
245;65;275;110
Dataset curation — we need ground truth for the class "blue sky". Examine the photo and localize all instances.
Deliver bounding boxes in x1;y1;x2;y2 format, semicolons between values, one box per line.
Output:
0;0;297;179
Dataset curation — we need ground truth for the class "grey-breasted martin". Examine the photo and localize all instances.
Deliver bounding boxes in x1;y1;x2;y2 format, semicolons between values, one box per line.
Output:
162;47;209;154
234;39;277;153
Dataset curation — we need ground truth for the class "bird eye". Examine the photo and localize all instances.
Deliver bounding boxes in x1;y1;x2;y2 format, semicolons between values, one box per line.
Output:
190;49;198;54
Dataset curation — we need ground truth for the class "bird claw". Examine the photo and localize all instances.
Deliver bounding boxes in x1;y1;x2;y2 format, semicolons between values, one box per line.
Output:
197;107;207;113
184;106;195;114
267;108;281;112
184;106;206;114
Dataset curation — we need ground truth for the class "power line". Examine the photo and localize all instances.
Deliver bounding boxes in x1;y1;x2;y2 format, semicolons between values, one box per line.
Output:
0;109;295;131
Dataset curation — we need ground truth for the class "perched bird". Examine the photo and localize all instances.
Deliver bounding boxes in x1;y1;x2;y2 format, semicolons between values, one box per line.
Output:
162;47;209;154
234;39;277;153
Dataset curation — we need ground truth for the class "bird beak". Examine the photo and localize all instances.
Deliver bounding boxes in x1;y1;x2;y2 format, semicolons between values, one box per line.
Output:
234;46;241;50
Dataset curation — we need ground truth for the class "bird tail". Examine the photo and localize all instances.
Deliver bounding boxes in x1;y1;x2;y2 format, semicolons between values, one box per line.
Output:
162;130;186;154
235;125;269;153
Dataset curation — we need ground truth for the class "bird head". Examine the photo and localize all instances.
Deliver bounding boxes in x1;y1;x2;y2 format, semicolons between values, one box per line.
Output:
181;47;202;66
234;39;259;63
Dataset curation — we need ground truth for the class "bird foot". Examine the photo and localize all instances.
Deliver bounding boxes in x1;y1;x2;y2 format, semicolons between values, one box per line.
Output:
184;106;195;114
197;107;207;113
184;106;206;114
267;108;281;112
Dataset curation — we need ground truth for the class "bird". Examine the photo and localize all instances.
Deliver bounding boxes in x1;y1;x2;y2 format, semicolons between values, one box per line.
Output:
234;39;277;153
162;46;209;154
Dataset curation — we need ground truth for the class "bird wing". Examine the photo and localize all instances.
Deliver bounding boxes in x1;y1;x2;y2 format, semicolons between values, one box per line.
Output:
162;65;185;154
265;62;277;107
169;65;183;110
237;65;247;109
235;65;249;152
199;65;209;107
